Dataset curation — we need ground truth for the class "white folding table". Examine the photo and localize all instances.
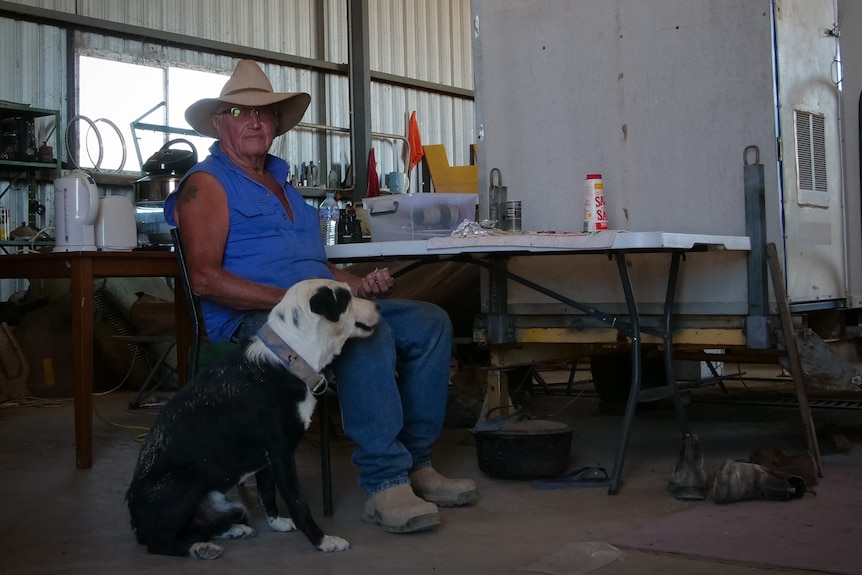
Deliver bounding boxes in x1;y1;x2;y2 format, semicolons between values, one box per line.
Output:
327;231;751;494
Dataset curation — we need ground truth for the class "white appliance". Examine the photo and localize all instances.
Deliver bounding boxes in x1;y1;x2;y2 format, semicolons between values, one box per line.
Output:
53;172;99;252
95;196;138;251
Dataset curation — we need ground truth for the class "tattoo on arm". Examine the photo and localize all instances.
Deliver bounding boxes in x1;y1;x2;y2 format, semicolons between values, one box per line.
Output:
178;184;199;204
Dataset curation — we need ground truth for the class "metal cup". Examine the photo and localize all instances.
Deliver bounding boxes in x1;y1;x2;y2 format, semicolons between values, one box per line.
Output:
503;200;522;232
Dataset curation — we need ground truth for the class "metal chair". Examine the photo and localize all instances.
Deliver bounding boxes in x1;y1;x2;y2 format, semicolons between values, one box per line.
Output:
170;227;335;516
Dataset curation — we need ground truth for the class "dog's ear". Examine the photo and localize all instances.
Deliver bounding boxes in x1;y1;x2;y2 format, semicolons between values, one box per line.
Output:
309;284;352;323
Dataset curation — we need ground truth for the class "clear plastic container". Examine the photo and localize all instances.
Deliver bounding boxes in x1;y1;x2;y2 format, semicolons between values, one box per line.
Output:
363;193;477;241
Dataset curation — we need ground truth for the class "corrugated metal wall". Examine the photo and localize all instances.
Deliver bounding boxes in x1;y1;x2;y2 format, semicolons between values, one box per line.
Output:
0;0;474;299
0;14;67;297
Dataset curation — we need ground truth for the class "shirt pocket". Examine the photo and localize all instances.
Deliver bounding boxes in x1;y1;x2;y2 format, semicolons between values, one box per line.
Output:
233;200;288;237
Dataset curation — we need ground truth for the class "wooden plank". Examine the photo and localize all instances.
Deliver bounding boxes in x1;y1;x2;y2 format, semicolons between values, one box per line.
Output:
766;242;823;477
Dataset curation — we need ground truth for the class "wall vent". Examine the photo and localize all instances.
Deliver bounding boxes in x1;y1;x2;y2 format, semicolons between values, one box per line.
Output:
795;110;828;206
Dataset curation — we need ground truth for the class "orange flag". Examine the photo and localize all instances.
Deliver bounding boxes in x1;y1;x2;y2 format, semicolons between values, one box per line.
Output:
408;111;424;173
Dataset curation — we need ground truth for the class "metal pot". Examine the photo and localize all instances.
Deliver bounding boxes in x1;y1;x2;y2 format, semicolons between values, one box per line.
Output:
472;416;573;479
133;139;197;247
133;175;182;247
133;174;182;202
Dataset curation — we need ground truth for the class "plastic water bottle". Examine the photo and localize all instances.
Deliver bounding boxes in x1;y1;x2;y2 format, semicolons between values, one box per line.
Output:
319;192;340;246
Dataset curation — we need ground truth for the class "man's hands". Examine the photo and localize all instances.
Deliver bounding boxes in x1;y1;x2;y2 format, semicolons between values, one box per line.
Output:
355;267;394;299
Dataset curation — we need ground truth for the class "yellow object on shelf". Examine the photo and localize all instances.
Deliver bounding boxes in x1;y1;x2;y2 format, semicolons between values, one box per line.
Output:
423;144;478;193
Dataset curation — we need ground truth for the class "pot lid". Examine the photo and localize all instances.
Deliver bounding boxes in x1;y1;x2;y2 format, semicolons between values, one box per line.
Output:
142;139;198;176
474;418;572;436
134;174;183;184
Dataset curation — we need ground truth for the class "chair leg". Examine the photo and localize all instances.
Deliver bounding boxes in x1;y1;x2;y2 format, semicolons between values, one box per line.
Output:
319;391;334;517
129;342;177;409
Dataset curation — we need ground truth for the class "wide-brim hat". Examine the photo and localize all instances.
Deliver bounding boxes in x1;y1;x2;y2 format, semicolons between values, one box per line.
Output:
185;59;311;138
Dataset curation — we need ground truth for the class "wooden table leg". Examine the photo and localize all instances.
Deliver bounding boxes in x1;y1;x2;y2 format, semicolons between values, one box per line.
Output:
71;257;95;469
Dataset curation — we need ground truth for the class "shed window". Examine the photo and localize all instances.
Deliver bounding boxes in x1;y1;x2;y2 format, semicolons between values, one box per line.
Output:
77;56;222;173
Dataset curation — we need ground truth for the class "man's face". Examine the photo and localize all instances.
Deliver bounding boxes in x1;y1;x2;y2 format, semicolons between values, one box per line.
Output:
212;105;279;159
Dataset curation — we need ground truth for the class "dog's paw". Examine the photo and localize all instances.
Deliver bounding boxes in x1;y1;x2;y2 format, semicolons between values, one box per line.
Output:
317;535;350;552
268;516;297;532
190;542;224;560
214;523;257;540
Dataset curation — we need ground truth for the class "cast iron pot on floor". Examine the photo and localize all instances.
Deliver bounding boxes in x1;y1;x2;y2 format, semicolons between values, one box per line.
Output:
472;410;573;479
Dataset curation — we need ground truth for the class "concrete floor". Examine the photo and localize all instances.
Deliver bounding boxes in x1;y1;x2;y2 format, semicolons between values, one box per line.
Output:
1;367;860;575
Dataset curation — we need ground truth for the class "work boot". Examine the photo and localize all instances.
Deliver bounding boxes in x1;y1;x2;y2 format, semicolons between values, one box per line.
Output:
667;434;708;500
363;484;441;533
749;447;818;487
712;459;806;504
409;467;479;507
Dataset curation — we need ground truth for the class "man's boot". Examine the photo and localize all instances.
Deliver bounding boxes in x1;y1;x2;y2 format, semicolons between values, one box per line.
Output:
668;434;708;500
749;447;818;487
363;484;441;533
712;459;806;504
409;467;479;507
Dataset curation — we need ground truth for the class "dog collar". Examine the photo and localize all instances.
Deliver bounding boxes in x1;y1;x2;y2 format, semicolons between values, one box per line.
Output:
255;322;328;395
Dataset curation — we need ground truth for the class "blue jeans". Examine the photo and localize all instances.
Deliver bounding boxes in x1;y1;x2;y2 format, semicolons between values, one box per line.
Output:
234;298;453;497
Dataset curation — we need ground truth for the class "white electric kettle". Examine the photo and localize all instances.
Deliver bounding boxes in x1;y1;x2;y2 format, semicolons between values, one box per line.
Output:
95;196;138;251
53;172;99;251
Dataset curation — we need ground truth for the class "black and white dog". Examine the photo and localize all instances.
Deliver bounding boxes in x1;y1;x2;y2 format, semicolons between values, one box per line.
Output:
126;279;379;559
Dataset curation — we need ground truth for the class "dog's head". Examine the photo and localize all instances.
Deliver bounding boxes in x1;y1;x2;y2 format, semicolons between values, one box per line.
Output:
265;279;380;372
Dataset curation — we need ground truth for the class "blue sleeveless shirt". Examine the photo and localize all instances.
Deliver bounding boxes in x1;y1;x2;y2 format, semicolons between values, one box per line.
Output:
164;142;333;342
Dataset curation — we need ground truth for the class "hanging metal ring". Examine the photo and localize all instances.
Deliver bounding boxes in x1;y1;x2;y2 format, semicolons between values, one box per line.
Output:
743;145;760;167
94;117;127;173
65;115;103;171
490;167;503;188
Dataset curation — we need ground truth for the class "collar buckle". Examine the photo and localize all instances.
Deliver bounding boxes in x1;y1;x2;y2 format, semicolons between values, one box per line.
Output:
311;375;328;396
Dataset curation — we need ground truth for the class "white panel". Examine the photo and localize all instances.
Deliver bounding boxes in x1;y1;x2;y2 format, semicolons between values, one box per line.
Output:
477;0;777;234
474;0;776;312
776;0;846;303
837;0;862;308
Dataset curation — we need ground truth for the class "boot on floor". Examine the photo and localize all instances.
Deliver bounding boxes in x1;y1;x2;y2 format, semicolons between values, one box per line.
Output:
409;467;479;507
363;484;441;533
712;459;806;504
668;434;708;500
749;447;818;487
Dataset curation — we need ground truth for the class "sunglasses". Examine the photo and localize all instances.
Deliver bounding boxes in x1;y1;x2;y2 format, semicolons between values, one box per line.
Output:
217;106;279;122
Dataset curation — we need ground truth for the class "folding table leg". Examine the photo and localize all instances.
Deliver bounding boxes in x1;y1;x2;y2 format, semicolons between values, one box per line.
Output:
662;253;691;436
608;254;642;495
608;252;692;495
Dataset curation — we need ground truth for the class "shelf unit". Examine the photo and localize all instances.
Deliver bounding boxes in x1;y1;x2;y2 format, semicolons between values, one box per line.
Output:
0;102;63;229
